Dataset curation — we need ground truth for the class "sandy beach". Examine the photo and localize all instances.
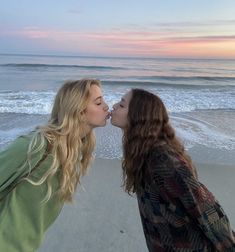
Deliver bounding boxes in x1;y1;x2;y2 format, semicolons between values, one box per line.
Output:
37;158;148;252
37;153;235;252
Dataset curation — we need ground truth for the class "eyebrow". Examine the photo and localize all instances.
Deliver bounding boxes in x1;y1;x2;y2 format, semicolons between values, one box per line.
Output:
94;96;102;101
121;98;126;103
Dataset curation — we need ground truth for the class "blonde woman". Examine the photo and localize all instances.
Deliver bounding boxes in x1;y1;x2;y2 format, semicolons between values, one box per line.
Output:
0;79;109;252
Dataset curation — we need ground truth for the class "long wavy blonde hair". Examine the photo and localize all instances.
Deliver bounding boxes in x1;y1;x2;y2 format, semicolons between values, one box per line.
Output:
25;79;100;202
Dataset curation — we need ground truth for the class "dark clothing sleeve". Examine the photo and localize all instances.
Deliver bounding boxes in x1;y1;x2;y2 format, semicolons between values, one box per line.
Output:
148;149;235;251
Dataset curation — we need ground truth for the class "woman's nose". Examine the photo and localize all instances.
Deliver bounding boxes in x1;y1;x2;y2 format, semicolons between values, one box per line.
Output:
112;103;117;110
104;103;109;111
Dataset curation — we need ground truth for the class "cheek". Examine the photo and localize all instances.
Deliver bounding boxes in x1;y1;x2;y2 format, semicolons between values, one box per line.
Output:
85;106;104;124
112;110;128;126
86;108;96;118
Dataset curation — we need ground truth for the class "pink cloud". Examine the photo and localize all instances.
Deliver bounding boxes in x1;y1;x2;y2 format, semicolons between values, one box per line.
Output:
1;27;52;39
1;27;235;58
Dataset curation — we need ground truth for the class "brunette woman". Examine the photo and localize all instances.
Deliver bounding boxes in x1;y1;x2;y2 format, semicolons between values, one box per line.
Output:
111;88;235;251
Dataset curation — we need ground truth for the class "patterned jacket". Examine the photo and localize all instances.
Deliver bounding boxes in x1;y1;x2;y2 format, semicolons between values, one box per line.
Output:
137;146;235;251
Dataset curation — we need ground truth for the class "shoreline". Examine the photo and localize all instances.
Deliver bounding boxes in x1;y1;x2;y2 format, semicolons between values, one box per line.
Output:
1;112;235;162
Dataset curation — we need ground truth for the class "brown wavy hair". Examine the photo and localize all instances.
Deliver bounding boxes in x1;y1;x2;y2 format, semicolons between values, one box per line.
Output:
122;89;196;194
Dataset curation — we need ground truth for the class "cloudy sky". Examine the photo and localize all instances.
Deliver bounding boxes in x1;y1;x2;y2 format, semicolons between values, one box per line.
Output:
1;0;235;58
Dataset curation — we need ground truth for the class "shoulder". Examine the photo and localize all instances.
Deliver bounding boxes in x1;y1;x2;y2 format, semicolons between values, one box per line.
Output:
149;146;198;183
147;145;188;177
0;133;31;158
148;145;177;166
0;131;46;159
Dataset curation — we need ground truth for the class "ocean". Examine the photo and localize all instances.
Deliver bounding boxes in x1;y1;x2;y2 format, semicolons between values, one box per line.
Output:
0;54;235;159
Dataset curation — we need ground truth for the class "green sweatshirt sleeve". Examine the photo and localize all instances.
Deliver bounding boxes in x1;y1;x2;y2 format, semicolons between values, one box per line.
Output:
0;133;46;197
0;135;30;193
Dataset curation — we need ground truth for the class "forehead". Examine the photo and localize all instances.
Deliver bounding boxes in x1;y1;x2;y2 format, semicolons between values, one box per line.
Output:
89;85;102;99
122;90;132;103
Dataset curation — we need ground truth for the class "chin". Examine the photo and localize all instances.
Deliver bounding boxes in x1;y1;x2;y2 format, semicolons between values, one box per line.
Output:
102;121;107;126
96;120;108;127
110;118;115;125
110;121;120;128
110;119;118;127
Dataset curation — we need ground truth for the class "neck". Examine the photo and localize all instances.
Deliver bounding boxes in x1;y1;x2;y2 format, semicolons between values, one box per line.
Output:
80;124;93;138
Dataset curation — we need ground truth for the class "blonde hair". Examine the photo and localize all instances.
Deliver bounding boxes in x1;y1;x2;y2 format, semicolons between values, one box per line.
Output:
25;79;100;202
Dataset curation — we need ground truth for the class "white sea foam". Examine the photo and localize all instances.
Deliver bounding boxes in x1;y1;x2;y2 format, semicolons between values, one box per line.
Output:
0;91;54;114
0;86;234;115
171;115;235;151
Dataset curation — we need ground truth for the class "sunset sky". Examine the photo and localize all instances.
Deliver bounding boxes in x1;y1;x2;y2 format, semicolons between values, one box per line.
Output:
1;0;235;59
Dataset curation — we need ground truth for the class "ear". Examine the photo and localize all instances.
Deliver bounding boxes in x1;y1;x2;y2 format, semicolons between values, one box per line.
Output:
79;110;87;123
80;109;87;115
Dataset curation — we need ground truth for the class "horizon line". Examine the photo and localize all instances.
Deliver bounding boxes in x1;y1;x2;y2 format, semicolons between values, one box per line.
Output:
0;52;235;61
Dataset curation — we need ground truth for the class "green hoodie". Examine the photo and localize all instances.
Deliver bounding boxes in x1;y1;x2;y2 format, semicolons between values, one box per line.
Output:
0;133;63;252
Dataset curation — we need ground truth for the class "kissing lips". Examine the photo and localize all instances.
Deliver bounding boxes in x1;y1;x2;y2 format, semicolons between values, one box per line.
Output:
106;112;111;120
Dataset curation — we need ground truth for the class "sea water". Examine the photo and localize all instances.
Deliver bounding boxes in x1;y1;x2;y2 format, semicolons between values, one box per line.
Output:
0;54;234;158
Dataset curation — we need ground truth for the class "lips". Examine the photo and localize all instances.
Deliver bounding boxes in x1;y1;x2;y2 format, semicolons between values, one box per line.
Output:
106;112;111;120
